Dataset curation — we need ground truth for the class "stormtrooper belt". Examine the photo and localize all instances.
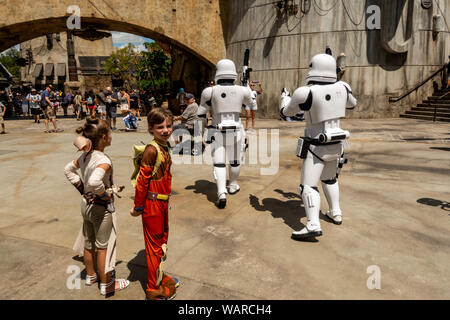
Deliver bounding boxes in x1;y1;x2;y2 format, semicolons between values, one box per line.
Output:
305;137;341;146
214;125;239;132
147;191;170;201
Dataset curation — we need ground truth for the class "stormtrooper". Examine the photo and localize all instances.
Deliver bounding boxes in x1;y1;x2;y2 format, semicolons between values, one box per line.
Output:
198;59;252;209
280;53;357;240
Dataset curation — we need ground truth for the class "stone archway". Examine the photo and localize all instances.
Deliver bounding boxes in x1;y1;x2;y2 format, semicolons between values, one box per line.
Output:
0;0;226;66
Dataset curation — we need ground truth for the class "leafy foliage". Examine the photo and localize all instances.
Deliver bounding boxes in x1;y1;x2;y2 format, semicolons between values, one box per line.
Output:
104;42;172;93
0;48;21;78
104;44;139;84
137;42;172;91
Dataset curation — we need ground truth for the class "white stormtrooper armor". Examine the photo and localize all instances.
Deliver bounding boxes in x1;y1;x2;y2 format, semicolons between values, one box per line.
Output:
199;59;252;208
280;53;357;240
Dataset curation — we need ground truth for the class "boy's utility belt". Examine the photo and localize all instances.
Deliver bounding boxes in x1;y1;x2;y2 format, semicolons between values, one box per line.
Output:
147;191;170;201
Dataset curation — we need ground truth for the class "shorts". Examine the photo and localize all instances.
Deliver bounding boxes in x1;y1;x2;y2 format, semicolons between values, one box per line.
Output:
31;108;41;115
173;123;193;136
88;105;96;110
120;104;129;112
245;103;258;111
22;105;29;113
81;198;113;250
130;105;139;110
42;105;56;119
75;104;82;112
97;105;106;114
107;105;117;119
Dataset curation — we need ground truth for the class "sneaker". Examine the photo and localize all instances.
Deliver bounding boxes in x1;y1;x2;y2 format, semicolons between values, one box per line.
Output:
145;284;177;300
85;274;98;286
0;131;5;134
37;120;40;123
161;275;180;289
100;278;130;296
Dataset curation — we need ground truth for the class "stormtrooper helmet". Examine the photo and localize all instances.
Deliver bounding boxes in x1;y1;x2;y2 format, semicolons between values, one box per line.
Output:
306;53;337;84
215;59;238;83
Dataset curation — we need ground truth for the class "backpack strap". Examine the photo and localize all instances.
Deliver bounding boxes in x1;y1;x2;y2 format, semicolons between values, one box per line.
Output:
148;140;163;178
130;140;172;188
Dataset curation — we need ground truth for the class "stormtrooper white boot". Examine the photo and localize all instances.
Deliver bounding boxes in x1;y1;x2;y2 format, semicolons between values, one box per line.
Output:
227;163;241;195
216;192;227;209
322;180;342;225
292;185;323;240
214;164;228;209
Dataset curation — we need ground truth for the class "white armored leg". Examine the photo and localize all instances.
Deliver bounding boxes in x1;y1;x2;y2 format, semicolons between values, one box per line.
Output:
322;180;342;225
227;134;242;195
292;185;323;240
292;152;324;240
212;136;227;208
321;160;342;225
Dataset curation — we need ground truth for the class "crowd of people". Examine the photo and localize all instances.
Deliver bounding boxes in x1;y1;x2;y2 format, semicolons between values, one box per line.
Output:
0;86;159;134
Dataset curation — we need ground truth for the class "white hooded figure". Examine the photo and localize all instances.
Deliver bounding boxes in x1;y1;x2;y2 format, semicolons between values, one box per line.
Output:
198;59;252;208
280;53;357;240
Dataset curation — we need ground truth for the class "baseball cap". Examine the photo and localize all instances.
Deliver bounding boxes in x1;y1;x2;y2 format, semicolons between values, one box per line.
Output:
184;93;194;100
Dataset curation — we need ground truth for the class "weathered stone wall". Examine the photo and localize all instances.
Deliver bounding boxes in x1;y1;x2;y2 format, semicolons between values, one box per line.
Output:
223;0;450;118
20;32;114;93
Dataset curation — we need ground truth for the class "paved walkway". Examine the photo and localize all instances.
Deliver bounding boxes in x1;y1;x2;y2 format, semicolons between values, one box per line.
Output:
0;117;449;300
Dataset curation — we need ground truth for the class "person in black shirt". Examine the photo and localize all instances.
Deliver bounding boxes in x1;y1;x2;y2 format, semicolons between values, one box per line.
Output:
139;90;148;116
104;87;118;130
85;91;96;119
95;90;107;120
129;89;141;121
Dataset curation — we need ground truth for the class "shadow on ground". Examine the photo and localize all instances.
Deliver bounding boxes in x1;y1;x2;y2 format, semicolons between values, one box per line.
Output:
249;189;340;242
185;180;217;205
249;190;305;231
417;198;450;212
127;250;147;292
430;147;450;152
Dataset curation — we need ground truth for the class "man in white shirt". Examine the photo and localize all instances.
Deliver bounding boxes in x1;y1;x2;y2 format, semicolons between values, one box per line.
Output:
27;88;41;123
245;81;263;132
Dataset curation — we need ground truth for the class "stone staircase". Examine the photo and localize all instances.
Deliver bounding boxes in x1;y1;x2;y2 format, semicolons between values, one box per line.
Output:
400;90;450;122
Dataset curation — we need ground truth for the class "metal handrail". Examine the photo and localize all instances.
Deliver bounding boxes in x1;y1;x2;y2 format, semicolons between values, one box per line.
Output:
389;64;446;103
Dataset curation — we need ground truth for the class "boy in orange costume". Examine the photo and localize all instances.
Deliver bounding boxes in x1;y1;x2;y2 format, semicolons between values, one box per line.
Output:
130;108;179;300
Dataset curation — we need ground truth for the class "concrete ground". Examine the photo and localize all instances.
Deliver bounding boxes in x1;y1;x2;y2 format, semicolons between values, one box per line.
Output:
0;115;449;300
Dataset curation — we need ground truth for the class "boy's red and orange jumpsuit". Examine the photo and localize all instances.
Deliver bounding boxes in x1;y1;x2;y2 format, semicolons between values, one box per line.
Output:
133;141;177;299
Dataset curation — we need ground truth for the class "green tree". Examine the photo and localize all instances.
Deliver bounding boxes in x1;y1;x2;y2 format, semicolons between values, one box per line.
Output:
137;42;172;92
0;48;21;78
104;42;172;105
104;44;140;88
